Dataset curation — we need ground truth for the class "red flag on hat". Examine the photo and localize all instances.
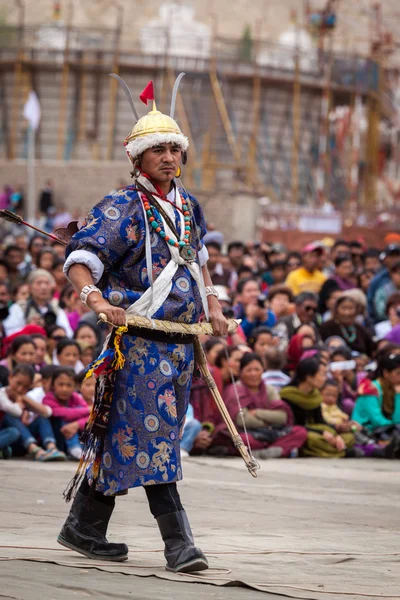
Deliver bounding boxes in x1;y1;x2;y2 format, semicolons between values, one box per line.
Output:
140;81;155;105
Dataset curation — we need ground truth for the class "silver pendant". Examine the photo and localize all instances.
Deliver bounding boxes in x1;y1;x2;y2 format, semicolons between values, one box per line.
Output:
179;245;196;263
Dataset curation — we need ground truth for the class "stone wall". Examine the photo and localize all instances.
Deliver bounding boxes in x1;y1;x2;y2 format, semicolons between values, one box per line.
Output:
0;160;260;243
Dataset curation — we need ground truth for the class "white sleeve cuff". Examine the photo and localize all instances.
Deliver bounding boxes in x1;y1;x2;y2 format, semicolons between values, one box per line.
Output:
63;249;105;284
198;245;209;267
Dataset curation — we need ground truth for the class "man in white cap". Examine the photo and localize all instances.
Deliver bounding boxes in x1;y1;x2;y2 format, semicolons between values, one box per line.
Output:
58;80;227;573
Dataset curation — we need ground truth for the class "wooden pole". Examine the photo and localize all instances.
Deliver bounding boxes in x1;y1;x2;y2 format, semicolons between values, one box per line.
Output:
56;0;73;161
291;46;301;206
106;2;123;161
9;1;25;160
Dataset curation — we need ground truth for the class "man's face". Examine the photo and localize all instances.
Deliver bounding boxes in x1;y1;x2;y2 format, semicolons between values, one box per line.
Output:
229;247;244;266
386;252;400;270
302;251;319;272
207;246;221;270
332;244;349;261
6;250;23;270
140;143;181;187
364;256;381;273
296;299;318;323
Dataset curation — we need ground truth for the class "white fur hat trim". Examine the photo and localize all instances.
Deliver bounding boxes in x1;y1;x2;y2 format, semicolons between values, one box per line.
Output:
126;132;189;161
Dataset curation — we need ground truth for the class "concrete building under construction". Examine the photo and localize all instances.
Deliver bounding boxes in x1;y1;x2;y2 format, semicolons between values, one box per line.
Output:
0;1;399;241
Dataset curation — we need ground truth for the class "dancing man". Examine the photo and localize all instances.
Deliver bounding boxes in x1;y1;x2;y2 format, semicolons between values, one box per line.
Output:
58;79;228;573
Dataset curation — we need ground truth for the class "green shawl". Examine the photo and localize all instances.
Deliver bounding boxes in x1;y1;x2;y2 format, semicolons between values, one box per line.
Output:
280;385;323;411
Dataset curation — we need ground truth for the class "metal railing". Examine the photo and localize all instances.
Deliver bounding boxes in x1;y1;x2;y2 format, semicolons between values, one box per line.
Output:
0;25;379;93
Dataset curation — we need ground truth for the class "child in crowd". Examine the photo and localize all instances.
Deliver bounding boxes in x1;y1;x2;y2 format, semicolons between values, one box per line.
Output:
1;364;65;461
43;367;90;460
321;379;391;458
0;335;36;377
262;347;291;390
31;333;48;369
248;326;278;367
76;371;96;406
55;339;84;374
26;364;59;413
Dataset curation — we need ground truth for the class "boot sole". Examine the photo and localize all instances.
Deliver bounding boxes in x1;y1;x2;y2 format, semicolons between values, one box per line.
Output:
57;535;128;562
166;558;209;573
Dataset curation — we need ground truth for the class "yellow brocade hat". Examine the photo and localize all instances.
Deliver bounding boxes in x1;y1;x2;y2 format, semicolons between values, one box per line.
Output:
124;80;189;163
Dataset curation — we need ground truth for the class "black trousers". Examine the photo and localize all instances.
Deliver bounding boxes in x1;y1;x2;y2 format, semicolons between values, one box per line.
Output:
79;478;183;518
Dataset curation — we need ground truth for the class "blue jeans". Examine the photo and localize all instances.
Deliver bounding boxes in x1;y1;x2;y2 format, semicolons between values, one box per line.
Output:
3;415;56;450
64;431;82;451
0;425;20;449
181;418;202;453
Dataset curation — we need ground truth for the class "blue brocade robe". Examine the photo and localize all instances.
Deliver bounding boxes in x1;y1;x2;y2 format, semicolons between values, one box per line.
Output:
66;185;207;494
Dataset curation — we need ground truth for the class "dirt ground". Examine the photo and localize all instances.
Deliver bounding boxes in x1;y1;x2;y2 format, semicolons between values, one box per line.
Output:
1;457;400;600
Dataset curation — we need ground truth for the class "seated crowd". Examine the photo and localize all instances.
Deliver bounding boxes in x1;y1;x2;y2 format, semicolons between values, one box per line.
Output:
1;230;400;462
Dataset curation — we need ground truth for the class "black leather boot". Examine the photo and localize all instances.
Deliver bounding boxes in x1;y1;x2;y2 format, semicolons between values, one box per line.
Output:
57;487;128;561
156;510;208;573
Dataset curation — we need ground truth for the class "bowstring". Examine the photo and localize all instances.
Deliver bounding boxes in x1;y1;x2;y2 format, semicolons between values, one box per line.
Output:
223;346;257;463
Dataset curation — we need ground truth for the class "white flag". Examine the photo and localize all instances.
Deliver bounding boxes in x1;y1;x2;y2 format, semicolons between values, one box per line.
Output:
23;91;41;130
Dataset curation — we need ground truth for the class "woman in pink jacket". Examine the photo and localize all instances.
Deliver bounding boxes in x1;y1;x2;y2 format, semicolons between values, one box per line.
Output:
44;368;90;460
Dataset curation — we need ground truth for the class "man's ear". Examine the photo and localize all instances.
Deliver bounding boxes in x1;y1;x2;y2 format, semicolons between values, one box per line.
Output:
182;151;187;165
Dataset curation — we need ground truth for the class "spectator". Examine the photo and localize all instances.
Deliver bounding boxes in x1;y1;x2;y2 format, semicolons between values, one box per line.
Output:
352;352;400;439
286;252;302;273
320;294;375;357
358;269;374;294
3;245;24;288
55;339;84;373
3;269;73;337
31;333;48;369
219;353;307;458
44;367;90;460
180;403;204;458
0;335;36;377
268;260;288;286
273;292;320;350
9;185;24;213
248;326;278;366
286;333;315;372
13;282;30;303
203;338;226;367
374;261;400;323
262;347;291;390
39;179;54;215
2;364;65;461
206;241;236;290
320;379;388;458
36;247;58;271
227;241;245;271
76;372;96;406
233;277;276;338
367;244;400;323
46;324;68;359
285;243;327;296
28;235;46;264
329;346;360;416
280;356;355;457
363;248;381;274
349;241;365;273
214;345;246;388
0;185;12;210
375;292;400;341
268;285;294;320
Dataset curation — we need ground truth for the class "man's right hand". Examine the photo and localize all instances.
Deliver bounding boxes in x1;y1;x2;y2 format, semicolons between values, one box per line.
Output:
88;295;127;327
